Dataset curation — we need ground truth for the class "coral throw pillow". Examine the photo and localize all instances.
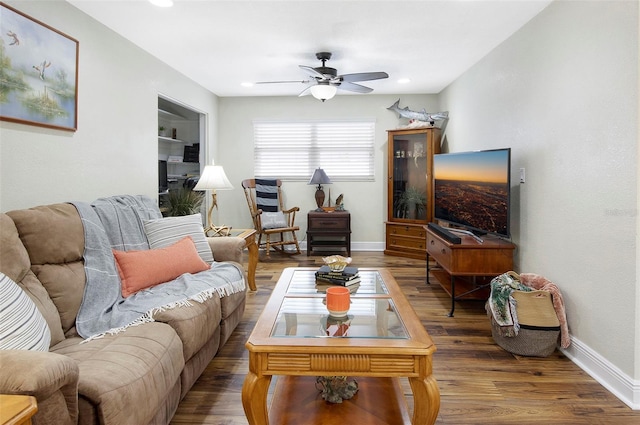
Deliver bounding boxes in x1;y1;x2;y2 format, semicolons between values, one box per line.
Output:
113;236;210;297
0;272;51;351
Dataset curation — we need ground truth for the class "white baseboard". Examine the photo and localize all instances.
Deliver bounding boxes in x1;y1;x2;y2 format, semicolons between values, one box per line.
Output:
299;241;386;252
561;336;640;410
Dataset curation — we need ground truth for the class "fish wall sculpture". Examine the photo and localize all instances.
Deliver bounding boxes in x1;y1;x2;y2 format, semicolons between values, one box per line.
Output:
387;99;449;124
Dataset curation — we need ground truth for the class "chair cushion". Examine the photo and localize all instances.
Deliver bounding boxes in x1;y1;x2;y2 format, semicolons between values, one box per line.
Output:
261;211;287;229
143;213;214;263
1;213;64;345
153;294;222;362
5;204;85;342
0;272;51;351
52;322;184;425
113;236;210;297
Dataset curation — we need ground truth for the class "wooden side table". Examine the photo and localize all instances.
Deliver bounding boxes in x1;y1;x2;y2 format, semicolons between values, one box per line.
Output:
0;395;37;425
306;211;351;256
231;229;258;292
209;228;258;291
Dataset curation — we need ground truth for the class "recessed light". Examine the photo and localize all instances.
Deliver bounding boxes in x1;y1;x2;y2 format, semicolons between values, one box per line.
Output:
398;78;411;84
241;82;254;88
149;0;173;7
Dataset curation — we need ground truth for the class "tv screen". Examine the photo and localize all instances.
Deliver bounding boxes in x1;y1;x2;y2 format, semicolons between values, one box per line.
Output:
158;160;168;193
433;148;511;238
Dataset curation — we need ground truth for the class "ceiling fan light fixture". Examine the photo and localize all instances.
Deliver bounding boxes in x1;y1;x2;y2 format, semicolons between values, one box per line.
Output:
310;83;337;102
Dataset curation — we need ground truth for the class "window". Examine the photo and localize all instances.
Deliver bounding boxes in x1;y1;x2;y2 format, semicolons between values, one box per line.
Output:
253;119;375;181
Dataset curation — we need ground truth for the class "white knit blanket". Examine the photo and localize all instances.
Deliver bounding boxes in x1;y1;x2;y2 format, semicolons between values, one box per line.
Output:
73;195;245;341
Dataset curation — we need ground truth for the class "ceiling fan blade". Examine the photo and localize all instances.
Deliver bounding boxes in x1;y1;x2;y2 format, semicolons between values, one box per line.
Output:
298;85;314;97
254;80;309;85
339;71;389;83
299;65;327;80
337;81;373;93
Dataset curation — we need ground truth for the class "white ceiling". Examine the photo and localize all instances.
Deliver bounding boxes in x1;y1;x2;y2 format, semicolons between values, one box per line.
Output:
68;0;552;98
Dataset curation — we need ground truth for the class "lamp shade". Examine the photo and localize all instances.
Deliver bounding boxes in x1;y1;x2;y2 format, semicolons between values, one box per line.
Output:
308;168;331;186
193;165;234;191
310;83;337;102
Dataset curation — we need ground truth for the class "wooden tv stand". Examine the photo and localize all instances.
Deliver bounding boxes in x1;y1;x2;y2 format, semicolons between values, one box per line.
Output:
425;226;516;317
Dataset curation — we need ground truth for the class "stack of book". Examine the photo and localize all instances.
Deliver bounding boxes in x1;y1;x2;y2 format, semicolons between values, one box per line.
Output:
316;281;360;294
315;265;360;286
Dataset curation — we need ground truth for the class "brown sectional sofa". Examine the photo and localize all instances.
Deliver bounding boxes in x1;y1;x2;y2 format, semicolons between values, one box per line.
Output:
0;201;247;425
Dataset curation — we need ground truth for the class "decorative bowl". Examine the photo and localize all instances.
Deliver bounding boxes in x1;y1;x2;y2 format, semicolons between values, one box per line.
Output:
322;255;352;272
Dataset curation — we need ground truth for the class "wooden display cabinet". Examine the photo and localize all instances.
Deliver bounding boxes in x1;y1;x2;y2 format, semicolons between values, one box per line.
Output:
385;127;441;259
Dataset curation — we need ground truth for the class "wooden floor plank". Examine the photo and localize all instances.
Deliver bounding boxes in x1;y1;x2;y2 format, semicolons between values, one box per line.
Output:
171;252;640;424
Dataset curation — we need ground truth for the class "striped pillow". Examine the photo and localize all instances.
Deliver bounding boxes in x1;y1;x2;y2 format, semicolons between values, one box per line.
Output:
143;213;214;263
255;178;279;212
0;272;51;351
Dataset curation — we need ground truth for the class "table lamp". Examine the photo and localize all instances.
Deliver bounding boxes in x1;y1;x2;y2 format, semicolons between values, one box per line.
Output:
308;167;331;212
193;162;234;235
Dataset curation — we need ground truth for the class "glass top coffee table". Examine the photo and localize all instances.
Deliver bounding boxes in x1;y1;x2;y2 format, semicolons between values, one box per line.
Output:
242;267;440;425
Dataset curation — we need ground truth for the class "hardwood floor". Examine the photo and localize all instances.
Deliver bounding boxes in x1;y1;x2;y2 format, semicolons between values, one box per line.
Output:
171;252;639;424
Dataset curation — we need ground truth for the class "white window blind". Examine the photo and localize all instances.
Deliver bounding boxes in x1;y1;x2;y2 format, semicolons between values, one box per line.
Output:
253;119;375;181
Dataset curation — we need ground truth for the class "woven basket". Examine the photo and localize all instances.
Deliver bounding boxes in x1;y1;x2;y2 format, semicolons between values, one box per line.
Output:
488;290;560;357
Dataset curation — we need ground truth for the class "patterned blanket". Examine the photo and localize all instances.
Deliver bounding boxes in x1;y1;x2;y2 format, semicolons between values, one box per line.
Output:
74;195;245;340
487;271;531;337
520;273;571;348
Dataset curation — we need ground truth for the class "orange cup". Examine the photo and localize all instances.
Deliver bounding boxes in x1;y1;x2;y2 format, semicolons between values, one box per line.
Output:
326;286;350;317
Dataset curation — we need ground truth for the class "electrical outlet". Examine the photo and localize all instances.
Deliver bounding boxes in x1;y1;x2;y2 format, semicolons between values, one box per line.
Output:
519;168;526;184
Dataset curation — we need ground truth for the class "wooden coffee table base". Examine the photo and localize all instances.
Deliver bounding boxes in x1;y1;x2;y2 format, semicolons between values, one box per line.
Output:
269;376;411;425
242;357;439;425
242;268;440;425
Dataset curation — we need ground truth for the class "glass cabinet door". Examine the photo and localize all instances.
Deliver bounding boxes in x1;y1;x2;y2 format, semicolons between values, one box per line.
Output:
390;132;429;221
385;128;441;259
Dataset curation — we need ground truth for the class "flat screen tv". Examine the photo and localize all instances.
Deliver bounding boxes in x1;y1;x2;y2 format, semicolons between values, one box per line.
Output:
433;148;511;238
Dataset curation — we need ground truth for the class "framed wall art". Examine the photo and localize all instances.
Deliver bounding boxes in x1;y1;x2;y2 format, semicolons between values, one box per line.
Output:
0;2;79;131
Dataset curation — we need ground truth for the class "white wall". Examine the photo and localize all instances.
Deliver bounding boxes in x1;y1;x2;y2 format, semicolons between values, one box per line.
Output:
2;0;638;409
217;94;438;247
0;1;219;211
440;0;639;402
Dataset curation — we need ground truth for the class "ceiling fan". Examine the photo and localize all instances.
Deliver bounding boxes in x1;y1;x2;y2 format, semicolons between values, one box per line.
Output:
256;52;389;101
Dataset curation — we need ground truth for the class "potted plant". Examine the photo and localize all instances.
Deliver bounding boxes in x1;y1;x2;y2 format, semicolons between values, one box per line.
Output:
396;187;427;219
165;188;204;217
